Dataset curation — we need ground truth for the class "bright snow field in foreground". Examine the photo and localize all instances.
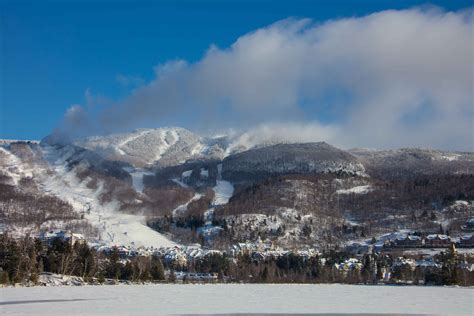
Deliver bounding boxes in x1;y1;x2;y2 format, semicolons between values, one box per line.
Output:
0;284;472;315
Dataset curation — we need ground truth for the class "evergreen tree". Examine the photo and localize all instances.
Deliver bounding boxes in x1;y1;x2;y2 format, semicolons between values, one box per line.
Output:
106;248;122;280
150;256;165;281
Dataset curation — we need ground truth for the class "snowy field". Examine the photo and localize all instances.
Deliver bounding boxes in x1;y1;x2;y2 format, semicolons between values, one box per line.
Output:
1;284;472;315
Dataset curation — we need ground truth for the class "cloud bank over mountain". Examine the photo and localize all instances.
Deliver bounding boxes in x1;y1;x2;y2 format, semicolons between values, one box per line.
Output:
60;7;473;150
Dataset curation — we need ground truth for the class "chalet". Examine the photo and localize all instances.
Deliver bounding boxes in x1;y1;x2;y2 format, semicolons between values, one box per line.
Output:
394;235;423;248
424;234;451;248
39;230;85;246
116;246;135;258
459;234;474;248
392;257;416;271
335;258;362;271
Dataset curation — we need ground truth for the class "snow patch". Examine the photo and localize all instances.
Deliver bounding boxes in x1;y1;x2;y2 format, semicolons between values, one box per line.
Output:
212;180;234;205
337;185;372;195
200;168;209;178
128;169;154;193
172;193;203;217
182;170;192;178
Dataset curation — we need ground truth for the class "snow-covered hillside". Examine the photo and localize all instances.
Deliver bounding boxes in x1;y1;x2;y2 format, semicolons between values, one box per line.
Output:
40;145;177;248
0;142;177;248
74;127;216;167
2;128;474;252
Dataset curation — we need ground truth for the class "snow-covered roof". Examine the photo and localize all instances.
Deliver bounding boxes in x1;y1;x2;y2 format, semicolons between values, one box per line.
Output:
426;234;449;240
182;170;192;178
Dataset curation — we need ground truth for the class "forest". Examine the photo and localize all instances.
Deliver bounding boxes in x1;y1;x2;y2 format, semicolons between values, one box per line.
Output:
1;234;473;286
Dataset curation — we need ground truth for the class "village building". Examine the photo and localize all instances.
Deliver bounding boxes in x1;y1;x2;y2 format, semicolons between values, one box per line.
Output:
39;230;85;246
393;235;423;248
459;234;474;248
424;234;451;248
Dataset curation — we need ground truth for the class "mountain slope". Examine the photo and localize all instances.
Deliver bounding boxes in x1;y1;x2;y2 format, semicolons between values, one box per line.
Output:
222;142;366;182
74;127;207;167
2;130;473;251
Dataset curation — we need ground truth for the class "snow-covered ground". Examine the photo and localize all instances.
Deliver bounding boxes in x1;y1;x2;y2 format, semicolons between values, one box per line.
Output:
201;167;234;231
212;180;234;205
1;284;472;315
0;147;34;185
172;193;202;217
75;127;206;166
126;169;154;193
337;184;372;194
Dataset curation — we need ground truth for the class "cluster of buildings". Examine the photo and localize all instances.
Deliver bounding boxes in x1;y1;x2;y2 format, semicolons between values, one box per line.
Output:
391;256;474;272
346;233;474;255
90;240;323;269
334;258;363;271
38;230;85;246
173;271;218;282
94;244;226;267
389;234;474;248
95;245;157;259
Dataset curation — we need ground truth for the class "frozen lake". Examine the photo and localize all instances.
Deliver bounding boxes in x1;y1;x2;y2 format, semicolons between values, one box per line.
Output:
0;284;472;315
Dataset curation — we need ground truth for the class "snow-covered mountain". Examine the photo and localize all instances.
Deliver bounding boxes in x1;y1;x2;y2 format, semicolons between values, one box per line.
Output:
74;127;214;167
222;142;367;182
1;128;473;252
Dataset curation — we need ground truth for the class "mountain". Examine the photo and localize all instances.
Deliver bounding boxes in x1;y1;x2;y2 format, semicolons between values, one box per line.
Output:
1;128;473;252
222;142;366;182
350;147;474;179
74;127;213;167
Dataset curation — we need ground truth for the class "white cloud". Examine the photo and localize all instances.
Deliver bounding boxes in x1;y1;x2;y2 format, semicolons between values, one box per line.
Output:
60;7;474;150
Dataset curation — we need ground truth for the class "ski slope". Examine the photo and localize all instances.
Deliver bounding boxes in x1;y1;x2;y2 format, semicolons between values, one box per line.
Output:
39;146;177;248
126;169;154;193
212;180;234;205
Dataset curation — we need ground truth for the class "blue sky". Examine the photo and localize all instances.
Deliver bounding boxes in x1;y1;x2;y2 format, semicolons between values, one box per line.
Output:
0;0;472;143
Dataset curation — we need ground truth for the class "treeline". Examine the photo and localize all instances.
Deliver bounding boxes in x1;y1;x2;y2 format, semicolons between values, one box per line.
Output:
154;248;474;286
191;249;472;286
2;234;473;286
141;185;193;217
0;182;79;228
337;174;473;214
147;188;215;244
0;234;165;285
